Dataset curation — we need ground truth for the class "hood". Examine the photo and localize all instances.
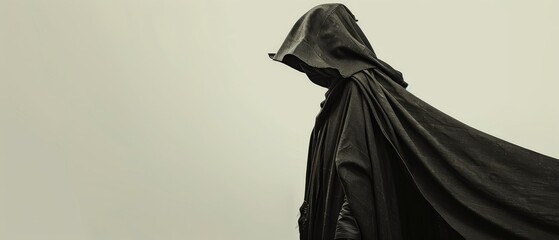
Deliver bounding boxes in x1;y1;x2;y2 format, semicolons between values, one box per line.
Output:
269;3;408;88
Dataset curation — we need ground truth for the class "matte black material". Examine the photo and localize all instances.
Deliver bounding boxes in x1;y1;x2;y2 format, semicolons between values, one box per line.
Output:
270;3;559;240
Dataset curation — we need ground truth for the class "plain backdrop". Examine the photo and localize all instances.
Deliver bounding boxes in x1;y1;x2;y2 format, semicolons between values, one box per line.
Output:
1;0;558;239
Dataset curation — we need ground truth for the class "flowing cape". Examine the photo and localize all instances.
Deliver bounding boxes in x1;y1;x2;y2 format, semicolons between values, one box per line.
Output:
270;3;559;240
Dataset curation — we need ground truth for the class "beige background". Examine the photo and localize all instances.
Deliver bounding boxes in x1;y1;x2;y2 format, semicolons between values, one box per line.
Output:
1;0;558;239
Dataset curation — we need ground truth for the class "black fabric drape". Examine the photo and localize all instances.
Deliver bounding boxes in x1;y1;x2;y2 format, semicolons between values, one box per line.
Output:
269;3;559;240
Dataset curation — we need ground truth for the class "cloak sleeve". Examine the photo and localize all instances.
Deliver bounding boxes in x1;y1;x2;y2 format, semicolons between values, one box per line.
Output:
331;77;405;240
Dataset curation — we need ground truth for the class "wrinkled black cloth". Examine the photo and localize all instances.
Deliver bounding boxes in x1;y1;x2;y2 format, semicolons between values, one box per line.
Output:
270;3;559;240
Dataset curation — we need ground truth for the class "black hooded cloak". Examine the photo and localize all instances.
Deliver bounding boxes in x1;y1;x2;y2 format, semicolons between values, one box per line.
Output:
269;3;559;240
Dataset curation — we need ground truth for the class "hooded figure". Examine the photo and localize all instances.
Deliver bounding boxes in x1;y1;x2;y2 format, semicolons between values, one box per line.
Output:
269;3;559;240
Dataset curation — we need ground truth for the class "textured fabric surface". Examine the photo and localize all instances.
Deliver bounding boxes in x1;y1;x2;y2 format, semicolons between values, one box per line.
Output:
270;3;559;240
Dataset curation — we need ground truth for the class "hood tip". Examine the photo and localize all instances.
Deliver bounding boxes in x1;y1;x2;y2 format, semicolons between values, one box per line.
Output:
268;53;276;60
